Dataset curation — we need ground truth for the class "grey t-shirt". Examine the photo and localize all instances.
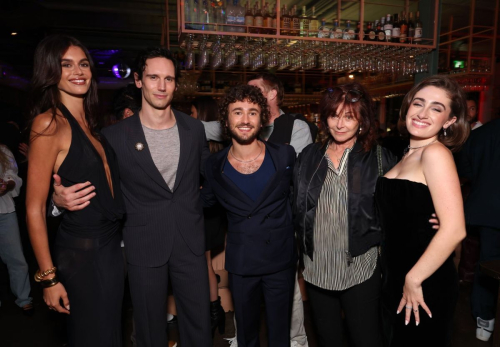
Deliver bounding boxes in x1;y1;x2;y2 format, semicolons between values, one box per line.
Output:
142;123;180;190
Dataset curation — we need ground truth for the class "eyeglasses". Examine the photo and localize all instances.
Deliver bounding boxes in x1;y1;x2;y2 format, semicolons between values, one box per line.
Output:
327;87;364;103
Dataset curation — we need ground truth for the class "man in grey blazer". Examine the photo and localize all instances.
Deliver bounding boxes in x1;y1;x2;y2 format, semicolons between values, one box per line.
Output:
53;47;211;347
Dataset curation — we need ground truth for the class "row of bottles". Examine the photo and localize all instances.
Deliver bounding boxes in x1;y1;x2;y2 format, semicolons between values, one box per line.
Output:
184;1;424;44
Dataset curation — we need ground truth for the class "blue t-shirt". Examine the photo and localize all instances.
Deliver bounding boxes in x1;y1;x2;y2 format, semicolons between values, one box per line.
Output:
223;148;276;201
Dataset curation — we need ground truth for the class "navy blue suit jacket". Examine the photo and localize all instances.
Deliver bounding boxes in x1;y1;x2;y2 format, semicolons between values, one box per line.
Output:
201;141;297;276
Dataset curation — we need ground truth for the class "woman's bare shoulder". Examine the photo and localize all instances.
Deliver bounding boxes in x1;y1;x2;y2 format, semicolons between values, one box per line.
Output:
31;109;69;138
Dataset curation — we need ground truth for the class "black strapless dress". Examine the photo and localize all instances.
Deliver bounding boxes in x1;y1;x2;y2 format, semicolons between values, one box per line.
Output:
375;177;458;347
54;104;125;346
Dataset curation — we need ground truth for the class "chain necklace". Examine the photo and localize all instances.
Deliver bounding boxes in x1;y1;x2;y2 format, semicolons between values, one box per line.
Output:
404;139;438;156
229;143;263;163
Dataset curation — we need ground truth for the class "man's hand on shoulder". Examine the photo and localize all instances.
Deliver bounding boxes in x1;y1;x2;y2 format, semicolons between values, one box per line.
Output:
52;174;96;211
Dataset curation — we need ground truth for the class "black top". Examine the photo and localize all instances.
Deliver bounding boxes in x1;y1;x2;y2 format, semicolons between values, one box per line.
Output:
56;104;124;243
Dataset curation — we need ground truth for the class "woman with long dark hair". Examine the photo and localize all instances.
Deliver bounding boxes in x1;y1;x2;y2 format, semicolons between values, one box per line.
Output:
26;34;124;346
293;83;397;347
375;75;469;346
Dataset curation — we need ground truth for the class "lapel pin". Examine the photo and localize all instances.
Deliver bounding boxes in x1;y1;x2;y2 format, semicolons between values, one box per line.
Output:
135;142;144;151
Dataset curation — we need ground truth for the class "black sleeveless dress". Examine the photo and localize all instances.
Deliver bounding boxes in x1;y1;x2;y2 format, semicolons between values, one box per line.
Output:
375;177;458;347
54;104;125;347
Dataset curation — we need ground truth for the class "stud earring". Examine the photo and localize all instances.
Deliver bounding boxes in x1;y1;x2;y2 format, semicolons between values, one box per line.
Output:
359;127;362;134
443;127;447;137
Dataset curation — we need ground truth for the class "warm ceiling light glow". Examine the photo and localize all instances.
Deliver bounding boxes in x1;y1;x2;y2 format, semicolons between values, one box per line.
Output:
11;32;17;36
348;74;354;79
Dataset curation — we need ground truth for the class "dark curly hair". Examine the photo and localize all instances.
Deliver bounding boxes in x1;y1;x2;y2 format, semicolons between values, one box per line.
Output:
219;85;270;140
319;82;377;152
398;75;470;153
134;47;180;85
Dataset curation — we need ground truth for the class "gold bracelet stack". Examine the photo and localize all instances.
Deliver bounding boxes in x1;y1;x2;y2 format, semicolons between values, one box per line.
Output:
34;267;57;282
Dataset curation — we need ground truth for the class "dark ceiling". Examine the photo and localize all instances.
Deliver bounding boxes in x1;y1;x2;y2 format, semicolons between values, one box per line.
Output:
0;0;178;89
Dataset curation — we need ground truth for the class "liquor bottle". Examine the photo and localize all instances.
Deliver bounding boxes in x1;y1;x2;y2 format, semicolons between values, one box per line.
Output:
343;20;355;40
354;21;363;40
225;0;235;32
384;14;393;41
299;6;309;37
291;5;300;36
214;0;225;30
367;22;376;41
308;6;319;37
271;3;277;30
318;18;330;38
254;3;264;31
332;19;343;39
414;11;422;43
263;4;273;33
245;1;254;28
376;18;386;42
280;5;291;35
391;13;400;43
399;12;408;43
408;12;415;42
235;0;246;32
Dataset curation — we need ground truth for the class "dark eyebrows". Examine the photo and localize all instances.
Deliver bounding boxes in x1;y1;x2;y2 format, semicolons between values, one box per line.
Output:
144;74;175;80
412;97;447;110
230;106;260;112
61;58;89;63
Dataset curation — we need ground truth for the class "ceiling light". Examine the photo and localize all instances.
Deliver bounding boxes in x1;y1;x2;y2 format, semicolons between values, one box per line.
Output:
11;32;17;36
348;74;354;79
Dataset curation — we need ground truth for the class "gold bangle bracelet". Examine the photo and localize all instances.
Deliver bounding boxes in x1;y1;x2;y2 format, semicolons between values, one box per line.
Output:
40;276;60;288
34;267;57;282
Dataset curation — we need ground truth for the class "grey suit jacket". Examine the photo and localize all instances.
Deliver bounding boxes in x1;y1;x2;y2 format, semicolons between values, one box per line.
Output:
102;109;210;267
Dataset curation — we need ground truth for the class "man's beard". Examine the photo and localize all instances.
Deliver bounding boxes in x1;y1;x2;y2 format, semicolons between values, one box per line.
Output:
229;124;262;145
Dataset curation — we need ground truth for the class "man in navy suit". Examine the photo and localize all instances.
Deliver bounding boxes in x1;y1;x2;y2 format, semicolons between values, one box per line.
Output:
201;85;297;347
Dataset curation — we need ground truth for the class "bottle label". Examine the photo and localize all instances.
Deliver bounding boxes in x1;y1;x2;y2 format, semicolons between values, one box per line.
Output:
369;30;376;40
378;32;385;41
265;18;273;28
236;16;245;25
293;19;300;30
309;21;318;31
358;30;364;40
348;29;355;40
415;28;422;38
409;28;415;38
245;16;254;26
282;17;290;29
392;28;400;38
384;29;392;40
399;34;407;43
272;18;277;28
254;17;263;27
318;31;324;38
335;28;343;39
227;15;236;24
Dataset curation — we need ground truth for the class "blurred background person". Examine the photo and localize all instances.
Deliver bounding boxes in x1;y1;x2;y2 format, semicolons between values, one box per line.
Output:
0;142;33;315
190;95;227;337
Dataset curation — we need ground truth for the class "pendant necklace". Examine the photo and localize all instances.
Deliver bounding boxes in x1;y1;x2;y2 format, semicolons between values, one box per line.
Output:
404;139;438;156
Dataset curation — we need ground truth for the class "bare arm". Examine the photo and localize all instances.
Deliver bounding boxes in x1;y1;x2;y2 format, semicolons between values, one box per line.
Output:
26;113;70;314
399;144;466;325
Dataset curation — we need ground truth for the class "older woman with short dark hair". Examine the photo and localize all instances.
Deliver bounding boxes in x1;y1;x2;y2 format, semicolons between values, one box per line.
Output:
294;83;397;347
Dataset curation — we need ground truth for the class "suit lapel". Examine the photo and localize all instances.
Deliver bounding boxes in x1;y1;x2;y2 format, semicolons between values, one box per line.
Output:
172;110;192;192
126;114;171;193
